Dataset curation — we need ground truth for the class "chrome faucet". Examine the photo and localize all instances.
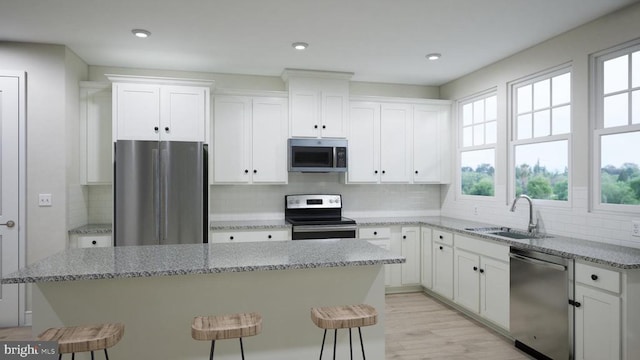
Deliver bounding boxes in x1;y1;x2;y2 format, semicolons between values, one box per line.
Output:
510;194;538;233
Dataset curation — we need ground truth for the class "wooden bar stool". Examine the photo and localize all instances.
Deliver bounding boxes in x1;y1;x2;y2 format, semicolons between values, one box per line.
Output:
191;312;262;360
37;323;124;360
311;304;378;360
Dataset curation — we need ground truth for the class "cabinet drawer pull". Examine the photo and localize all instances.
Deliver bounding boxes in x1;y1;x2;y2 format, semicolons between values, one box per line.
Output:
268;235;272;239
373;231;377;235
92;240;97;245
439;235;443;239
591;274;599;281
439;246;443;250
229;236;234;240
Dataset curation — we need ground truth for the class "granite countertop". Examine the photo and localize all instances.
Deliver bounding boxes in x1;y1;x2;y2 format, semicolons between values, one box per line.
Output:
68;224;113;235
356;216;640;269
210;220;291;231
1;239;404;284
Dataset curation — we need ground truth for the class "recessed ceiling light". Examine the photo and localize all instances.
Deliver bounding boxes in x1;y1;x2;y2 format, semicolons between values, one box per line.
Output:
292;42;309;50
426;53;442;61
132;29;151;38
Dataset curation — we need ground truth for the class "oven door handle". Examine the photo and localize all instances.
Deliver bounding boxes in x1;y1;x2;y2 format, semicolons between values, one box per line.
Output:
293;225;358;233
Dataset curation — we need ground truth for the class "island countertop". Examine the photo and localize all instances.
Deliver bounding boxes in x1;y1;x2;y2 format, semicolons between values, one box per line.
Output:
2;239;405;284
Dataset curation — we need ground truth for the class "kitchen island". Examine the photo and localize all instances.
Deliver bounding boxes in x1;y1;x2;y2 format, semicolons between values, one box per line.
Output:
3;239;404;360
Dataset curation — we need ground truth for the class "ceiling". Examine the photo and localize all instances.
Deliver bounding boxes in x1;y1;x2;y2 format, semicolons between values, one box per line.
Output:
0;0;637;86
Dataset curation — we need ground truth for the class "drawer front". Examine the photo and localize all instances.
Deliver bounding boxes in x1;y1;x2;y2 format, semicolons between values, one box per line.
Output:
575;262;620;294
454;234;509;262
359;227;391;239
78;235;112;248
211;230;289;243
433;229;453;246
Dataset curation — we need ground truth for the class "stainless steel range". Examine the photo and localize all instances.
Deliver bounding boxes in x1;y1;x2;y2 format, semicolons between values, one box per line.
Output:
285;194;357;240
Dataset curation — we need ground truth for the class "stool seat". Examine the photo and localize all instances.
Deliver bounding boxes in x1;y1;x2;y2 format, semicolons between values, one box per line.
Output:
37;323;124;354
192;312;262;341
311;304;377;330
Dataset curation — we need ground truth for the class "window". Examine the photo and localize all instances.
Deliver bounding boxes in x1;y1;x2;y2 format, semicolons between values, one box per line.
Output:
459;91;497;197
511;67;571;202
593;41;640;209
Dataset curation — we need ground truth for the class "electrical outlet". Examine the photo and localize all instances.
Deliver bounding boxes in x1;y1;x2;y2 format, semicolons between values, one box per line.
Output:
633;220;640;237
38;194;52;207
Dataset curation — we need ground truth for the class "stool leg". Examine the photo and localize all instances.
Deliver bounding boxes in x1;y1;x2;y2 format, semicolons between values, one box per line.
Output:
332;329;337;360
319;329;327;360
358;327;366;360
58;354;62;360
91;351;94;360
239;338;245;360
349;328;353;360
209;340;216;360
71;353;75;360
104;349;110;360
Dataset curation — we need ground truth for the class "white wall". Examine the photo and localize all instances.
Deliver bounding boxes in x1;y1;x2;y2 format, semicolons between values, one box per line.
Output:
0;42;87;263
439;3;640;248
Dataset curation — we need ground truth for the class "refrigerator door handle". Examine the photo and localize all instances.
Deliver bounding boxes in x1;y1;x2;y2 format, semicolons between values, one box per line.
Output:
152;148;161;242
160;146;169;242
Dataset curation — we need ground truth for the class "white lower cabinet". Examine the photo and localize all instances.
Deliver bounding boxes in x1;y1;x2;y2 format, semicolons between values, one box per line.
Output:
360;225;421;288
574;261;622;360
453;234;509;329
210;229;290;243
432;230;454;299
421;227;433;289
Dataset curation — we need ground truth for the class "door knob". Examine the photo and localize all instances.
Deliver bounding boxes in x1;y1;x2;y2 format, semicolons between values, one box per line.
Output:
0;220;15;228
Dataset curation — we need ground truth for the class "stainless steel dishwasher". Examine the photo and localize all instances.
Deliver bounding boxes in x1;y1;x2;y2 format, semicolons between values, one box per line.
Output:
510;248;574;360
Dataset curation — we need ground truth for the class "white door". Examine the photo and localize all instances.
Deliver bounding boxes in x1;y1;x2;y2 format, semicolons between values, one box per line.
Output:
161;86;207;142
251;97;288;183
400;227;421;285
348;102;379;183
380;103;412;183
213;96;251;183
454;248;480;312
0;73;22;326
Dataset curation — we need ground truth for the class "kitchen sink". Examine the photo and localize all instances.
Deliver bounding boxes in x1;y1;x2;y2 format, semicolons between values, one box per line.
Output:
464;226;550;240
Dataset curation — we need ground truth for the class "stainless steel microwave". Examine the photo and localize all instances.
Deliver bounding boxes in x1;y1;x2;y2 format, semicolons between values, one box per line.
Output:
288;138;348;172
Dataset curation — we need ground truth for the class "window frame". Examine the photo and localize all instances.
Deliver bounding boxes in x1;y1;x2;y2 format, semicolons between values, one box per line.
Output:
456;88;498;200
591;39;640;214
508;64;573;207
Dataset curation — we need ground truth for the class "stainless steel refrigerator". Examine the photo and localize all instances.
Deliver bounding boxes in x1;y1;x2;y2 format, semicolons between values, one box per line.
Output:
114;140;208;246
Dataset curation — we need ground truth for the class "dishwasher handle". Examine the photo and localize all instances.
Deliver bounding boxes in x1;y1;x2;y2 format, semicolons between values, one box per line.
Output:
510;253;567;272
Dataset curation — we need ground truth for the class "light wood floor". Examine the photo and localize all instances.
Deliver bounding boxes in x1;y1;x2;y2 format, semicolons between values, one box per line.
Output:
1;292;530;359
385;292;531;360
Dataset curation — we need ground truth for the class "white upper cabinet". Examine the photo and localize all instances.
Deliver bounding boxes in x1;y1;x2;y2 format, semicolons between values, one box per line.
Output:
79;81;112;185
213;93;288;184
109;75;213;142
282;69;353;138
349;98;450;184
413;104;451;184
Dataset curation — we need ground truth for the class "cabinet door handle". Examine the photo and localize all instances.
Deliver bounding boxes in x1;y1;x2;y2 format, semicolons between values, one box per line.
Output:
374;170;378;174
439;235;443;239
382;170;386;174
479;269;485;274
165;127;169;132
322;125;326;129
473;266;478;271
439;246;443;250
244;169;249;174
591;274;599;281
154;126;159;132
253;169;257;174
314;125;318;129
403;235;407;239
415;170;419;174
574;301;581;308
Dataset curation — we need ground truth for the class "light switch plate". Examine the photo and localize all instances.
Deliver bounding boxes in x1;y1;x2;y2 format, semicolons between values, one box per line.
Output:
632;220;640;237
39;194;52;207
